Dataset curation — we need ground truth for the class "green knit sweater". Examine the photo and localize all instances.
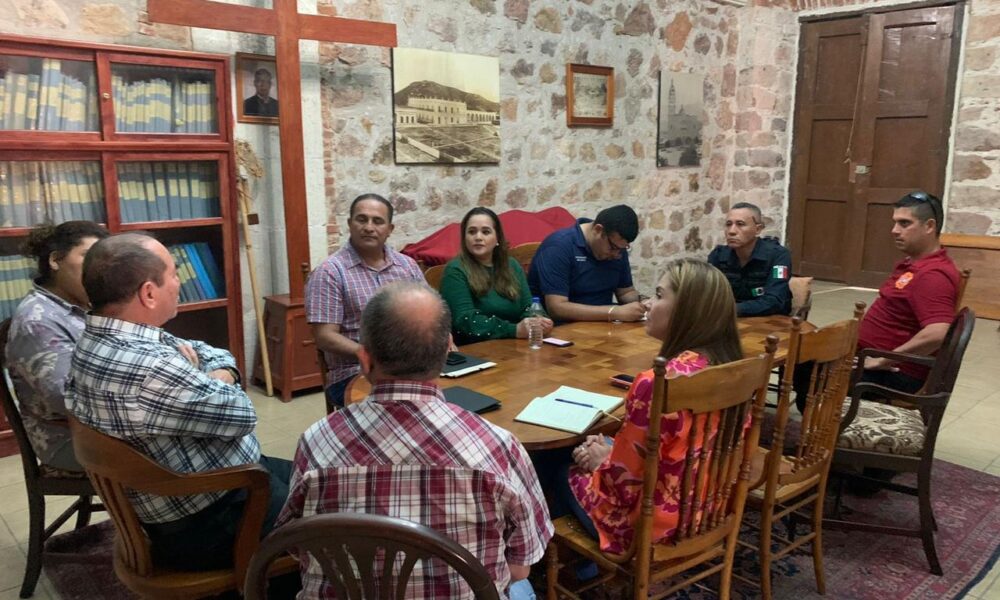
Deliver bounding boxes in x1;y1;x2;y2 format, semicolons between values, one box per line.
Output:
439;257;533;345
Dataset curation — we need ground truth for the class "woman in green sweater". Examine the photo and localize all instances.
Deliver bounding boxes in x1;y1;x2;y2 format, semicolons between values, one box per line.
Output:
440;207;554;345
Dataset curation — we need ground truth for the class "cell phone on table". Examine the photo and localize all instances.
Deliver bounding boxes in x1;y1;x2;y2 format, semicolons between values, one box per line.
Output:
609;373;635;389
543;337;573;347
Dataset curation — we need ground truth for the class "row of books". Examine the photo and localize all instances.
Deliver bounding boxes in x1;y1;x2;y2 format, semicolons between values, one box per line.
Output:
169;242;226;303
0;242;226;322
0;255;35;322
0;161;105;228
0;59;99;131
112;76;216;134
119;162;220;223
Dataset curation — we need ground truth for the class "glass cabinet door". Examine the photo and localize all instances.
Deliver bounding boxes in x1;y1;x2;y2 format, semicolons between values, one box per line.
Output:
110;63;218;134
0;160;105;227
116;160;220;223
0;55;99;131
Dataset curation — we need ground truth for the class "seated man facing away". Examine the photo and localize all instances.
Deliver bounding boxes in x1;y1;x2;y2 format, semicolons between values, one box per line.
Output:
66;233;291;571
528;204;647;322
278;281;552;599
855;191;959;392
707;202;792;317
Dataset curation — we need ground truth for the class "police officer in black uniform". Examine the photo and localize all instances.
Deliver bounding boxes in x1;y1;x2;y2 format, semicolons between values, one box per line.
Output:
707;202;792;317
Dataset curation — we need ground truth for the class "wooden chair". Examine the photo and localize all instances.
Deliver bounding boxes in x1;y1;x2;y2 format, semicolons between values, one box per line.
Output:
546;339;777;600
245;512;500;600
788;276;813;320
424;264;446;291
826;307;976;575
955;268;971;312
67;417;296;598
0;319;101;599
344;373;372;406
509;242;541;274
743;302;864;600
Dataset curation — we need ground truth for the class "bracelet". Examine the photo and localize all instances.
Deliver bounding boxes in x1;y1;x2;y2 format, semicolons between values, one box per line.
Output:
608;306;616;322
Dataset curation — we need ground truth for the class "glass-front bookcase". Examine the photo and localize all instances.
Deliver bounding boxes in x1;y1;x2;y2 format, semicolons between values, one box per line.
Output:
0;35;243;369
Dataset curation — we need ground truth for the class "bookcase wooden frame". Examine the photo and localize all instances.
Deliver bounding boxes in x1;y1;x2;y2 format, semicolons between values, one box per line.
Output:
0;34;244;374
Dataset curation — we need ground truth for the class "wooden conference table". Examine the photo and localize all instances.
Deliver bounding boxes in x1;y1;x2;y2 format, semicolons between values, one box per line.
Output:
349;315;804;451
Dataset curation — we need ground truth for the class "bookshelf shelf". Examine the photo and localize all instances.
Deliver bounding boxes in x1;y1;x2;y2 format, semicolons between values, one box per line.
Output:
0;33;243;371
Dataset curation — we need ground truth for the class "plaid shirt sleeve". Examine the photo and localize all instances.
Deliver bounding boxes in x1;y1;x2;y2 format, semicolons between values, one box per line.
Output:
136;352;257;439
500;437;554;567
305;260;345;325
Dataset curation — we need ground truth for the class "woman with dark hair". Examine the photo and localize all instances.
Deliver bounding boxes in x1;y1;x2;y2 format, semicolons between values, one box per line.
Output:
440;207;553;345
7;221;109;471
556;258;744;554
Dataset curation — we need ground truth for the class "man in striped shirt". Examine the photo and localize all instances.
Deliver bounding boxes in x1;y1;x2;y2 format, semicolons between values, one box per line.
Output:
66;233;291;571
305;193;424;411
279;281;552;599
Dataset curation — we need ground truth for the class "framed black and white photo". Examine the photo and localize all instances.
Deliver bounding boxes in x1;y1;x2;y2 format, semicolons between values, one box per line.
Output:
656;72;704;167
236;53;278;125
391;48;500;164
566;63;613;127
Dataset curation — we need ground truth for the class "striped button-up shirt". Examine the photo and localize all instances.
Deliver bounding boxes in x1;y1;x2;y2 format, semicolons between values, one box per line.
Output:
304;242;423;385
66;314;260;524
276;380;553;599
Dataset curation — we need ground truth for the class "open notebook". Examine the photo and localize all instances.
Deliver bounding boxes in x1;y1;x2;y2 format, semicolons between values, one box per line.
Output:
515;385;625;434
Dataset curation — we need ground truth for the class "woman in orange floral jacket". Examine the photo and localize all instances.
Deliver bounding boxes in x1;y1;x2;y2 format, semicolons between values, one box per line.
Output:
563;258;744;555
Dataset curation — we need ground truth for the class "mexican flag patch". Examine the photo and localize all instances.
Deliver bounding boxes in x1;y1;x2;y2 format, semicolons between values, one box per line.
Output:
773;265;789;279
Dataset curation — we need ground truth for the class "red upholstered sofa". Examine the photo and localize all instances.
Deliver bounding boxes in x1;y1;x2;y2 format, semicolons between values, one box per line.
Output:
400;207;577;267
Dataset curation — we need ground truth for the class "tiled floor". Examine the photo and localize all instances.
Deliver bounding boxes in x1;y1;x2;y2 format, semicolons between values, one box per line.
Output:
0;282;997;599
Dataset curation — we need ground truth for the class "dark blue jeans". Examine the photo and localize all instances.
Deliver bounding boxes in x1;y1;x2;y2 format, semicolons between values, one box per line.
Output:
324;376;352;413
144;455;292;571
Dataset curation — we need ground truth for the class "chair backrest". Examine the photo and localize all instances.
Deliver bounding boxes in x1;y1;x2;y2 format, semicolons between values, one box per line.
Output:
789;276;813;320
345;373;372;406
424;264;446;291
0;319;43;481
955;268;972;312
508;242;541;275
68;417;271;589
244;512;500;600
629;339;776;594
769;302;865;488
922;307;976;397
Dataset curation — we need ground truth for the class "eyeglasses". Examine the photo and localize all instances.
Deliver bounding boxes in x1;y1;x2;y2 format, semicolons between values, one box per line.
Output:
604;233;630;253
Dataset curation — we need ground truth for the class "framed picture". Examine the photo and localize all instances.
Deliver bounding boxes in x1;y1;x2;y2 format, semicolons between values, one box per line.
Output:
391;47;500;165
566;63;614;127
656;72;704;167
235;53;279;125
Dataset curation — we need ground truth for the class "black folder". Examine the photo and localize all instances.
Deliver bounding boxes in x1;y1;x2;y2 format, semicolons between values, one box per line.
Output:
443;386;501;414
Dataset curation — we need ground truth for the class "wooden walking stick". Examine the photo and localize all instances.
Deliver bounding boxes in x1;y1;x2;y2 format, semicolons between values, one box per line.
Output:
235;140;273;396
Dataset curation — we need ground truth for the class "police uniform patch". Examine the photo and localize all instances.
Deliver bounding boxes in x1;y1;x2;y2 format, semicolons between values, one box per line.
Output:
752;287;765;297
895;272;914;289
772;265;789;279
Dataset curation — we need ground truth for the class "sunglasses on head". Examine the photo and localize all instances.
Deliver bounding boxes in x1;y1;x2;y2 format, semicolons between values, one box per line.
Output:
904;191;942;224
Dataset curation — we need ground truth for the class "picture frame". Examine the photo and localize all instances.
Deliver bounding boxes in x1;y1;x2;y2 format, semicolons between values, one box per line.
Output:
566;63;614;128
391;47;501;165
235;52;279;125
656;71;704;167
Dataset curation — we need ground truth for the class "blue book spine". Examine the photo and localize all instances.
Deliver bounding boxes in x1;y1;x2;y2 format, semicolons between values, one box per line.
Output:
183;242;217;299
179;245;208;300
192;242;225;297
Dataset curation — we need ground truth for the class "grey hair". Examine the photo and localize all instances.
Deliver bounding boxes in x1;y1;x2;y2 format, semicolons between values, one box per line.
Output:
360;281;451;379
730;202;763;225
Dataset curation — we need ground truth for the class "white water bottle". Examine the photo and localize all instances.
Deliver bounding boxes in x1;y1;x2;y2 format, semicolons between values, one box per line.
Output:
528;297;545;350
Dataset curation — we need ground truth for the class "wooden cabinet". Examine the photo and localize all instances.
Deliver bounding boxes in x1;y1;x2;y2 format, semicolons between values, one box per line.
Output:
0;35;243;373
253;294;324;401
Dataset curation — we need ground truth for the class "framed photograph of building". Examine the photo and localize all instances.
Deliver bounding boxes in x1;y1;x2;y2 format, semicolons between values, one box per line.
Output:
391;48;500;164
235;53;279;125
656;72;704;167
566;63;613;127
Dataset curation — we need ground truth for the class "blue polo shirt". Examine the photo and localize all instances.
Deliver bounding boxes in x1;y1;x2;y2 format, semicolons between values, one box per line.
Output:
528;218;633;308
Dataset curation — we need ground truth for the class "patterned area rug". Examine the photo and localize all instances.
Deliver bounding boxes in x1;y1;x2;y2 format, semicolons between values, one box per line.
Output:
43;460;1000;600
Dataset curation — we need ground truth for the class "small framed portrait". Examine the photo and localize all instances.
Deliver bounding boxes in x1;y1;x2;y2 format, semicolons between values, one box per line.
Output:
566;63;614;127
235;53;279;125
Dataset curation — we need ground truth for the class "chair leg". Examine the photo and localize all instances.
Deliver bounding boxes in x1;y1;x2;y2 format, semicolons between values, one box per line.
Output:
812;480;828;594
918;472;943;576
74;495;93;529
546;544;559;600
20;493;45;599
759;506;774;600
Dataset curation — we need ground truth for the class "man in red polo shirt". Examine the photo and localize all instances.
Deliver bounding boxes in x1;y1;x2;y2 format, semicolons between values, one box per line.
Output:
855;191;959;392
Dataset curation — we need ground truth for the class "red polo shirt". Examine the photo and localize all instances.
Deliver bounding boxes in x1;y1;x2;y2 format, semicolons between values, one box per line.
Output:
857;248;959;381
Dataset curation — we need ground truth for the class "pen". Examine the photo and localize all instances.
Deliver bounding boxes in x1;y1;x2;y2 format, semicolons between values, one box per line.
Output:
554;398;593;408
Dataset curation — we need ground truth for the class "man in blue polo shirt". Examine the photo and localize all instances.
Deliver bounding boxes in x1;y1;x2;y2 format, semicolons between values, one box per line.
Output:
528;205;647;322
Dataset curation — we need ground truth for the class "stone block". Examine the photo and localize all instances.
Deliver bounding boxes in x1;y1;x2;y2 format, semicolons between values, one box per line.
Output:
12;0;68;28
540;63;558;83
962;74;1000;100
953;155;992;181
504;0;529;24
955;126;1000;152
511;58;535;81
470;0;497;15
583;181;604;202
534;7;562;33
501;98;519;121
82;4;132;36
964;45;997;72
505;187;528;208
967;13;1000;43
663;11;692;52
580;143;597;162
945;211;993;235
618;2;655;36
605;144;626;159
694;33;712;55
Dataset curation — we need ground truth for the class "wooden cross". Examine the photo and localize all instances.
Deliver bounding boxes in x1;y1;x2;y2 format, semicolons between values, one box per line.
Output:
148;0;397;299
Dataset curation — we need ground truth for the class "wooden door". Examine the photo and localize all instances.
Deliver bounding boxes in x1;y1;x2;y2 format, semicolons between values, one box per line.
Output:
788;3;963;286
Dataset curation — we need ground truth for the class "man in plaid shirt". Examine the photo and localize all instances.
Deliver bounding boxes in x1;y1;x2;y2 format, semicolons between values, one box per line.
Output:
66;234;291;571
305;193;423;411
278;281;552;599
